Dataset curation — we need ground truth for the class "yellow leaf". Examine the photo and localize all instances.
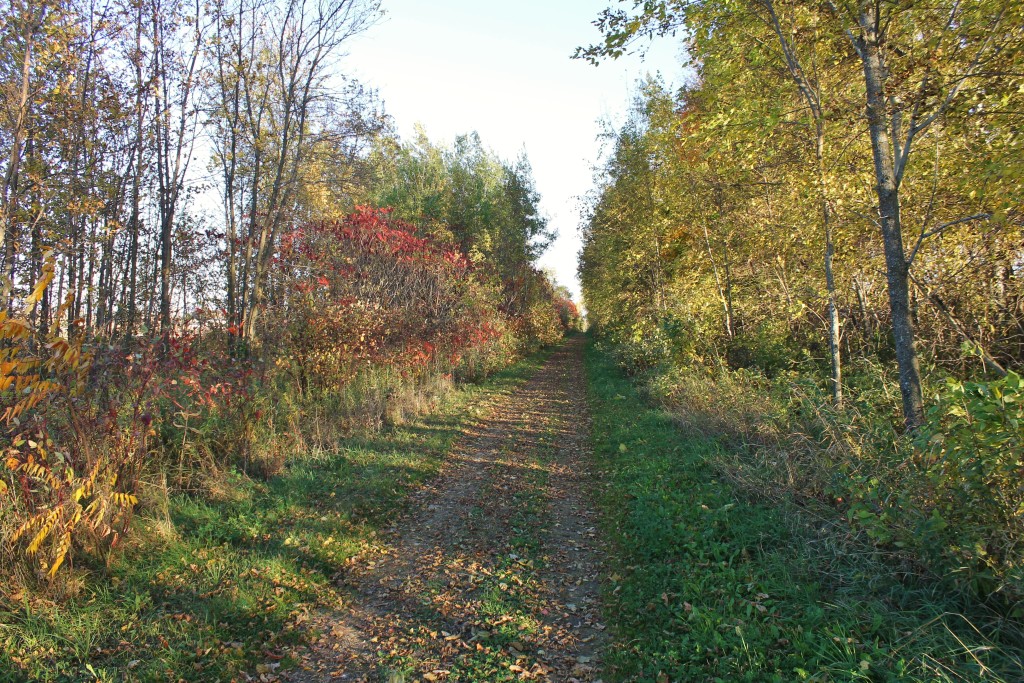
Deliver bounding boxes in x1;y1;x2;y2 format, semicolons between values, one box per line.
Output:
48;531;72;578
23;254;54;312
26;512;57;555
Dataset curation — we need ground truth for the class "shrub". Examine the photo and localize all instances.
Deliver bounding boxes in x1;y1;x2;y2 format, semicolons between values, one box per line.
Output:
1;258;142;585
618;333;1024;601
916;370;1024;597
273;207;476;392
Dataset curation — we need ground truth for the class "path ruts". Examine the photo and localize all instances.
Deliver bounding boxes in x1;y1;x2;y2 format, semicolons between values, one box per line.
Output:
288;337;605;682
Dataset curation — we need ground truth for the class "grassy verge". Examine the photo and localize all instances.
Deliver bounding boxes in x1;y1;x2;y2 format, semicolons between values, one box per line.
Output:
585;339;1023;682
0;354;548;683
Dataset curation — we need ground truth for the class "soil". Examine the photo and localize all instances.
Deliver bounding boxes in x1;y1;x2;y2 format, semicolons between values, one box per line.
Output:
286;338;606;682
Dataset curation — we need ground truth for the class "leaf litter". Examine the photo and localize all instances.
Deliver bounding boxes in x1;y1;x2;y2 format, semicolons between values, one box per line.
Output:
287;338;606;682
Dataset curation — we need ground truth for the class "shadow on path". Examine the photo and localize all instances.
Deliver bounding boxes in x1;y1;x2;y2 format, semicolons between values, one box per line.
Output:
287;338;606;682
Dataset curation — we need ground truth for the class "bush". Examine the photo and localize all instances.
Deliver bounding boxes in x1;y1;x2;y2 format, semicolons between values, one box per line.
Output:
916;370;1024;598
1;261;143;587
611;330;1024;602
725;324;797;377
272;208;482;393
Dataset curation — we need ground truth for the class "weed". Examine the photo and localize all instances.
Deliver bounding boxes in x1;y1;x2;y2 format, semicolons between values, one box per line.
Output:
585;339;1024;682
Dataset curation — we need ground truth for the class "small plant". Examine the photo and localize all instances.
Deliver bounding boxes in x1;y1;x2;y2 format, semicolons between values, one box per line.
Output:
1;254;140;582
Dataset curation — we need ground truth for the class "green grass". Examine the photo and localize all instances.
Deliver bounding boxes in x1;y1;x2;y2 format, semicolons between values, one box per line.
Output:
585;339;1024;682
0;355;547;683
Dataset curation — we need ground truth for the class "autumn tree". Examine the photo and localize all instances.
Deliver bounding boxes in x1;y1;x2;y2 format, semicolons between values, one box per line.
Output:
204;0;381;349
578;0;1024;428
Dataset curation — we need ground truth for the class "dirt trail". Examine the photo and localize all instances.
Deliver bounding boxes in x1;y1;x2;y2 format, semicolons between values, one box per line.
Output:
288;337;606;682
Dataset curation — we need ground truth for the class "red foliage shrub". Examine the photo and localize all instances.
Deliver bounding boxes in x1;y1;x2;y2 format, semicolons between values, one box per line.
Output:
272;207;504;392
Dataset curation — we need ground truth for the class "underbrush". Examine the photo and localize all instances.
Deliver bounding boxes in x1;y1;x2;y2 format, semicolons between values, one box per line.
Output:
605;335;1024;607
1;209;581;600
0;350;547;681
585;339;1024;681
0;326;529;589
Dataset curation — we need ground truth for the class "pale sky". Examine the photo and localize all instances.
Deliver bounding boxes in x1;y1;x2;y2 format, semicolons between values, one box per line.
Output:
341;0;687;301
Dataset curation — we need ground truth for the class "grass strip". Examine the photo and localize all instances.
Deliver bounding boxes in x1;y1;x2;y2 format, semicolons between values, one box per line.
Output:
585;339;1021;682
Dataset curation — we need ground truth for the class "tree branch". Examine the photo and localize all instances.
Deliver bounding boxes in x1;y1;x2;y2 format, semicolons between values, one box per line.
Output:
909;271;1009;377
895;7;1007;184
907;212;991;267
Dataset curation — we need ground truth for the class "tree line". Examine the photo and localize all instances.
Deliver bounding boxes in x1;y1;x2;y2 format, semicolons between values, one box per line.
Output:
579;0;1022;426
2;0;384;346
0;0;577;588
1;0;570;352
577;0;1024;601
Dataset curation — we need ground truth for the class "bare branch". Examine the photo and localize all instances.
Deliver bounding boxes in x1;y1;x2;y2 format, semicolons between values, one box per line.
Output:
907;212;991;267
909;271;1009;377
